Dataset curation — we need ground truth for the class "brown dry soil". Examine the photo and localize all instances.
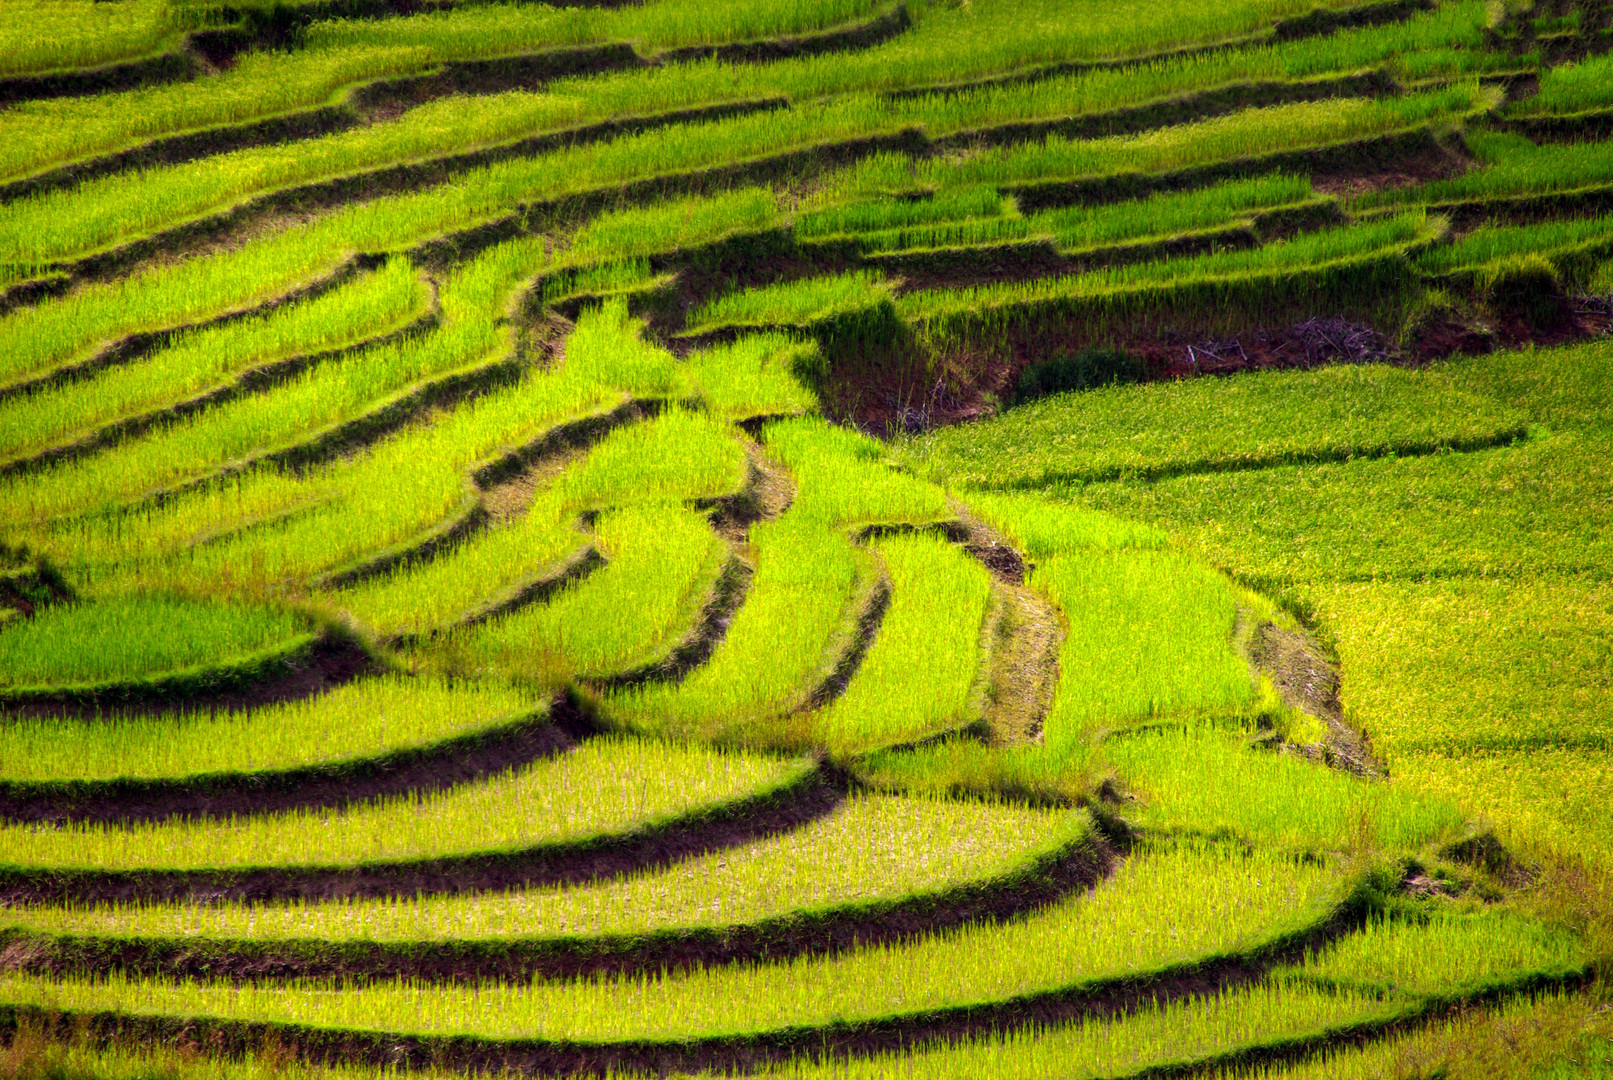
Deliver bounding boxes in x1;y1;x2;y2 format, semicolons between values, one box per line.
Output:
1247;620;1382;779
946;502;1064;746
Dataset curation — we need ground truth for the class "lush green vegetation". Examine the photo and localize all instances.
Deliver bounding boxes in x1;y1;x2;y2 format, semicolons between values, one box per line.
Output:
14;794;1081;940
0;738;807;870
0;677;538;782
0;594;308;689
2;0;1609;1073
0;842;1342;1040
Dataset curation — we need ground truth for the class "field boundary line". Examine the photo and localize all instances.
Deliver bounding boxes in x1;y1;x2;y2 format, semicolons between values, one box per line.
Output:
0;284;442;480
0;758;842;906
0;826;1116;984
0;703;585;826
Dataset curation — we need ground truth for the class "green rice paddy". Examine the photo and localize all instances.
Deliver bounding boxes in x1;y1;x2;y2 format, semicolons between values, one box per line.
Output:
1;0;1609;1073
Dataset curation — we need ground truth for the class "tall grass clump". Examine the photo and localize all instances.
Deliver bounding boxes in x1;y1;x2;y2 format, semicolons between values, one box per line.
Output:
0;594;307;689
0;677;538;782
0;737;806;870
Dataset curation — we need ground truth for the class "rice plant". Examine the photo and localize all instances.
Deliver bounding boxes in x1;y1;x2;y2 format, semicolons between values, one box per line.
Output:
0;676;538;782
1416;216;1613;279
687;271;896;333
0;593;307;690
1510;51;1613;116
554;407;749;512
0;842;1344;1040
1281;910;1589;994
446;503;726;681
957;490;1168;556
16;794;1080;941
682;332;818;420
796;187;1008;239
567;188;783;262
607;515;864;739
1033;548;1255;750
0;0;180;76
1106;727;1467;852
1029;174;1313;252
1354;132;1613;210
0;229;354;392
903;361;1527;490
744;976;1405;1078
811;533;992;753
0;737;806;870
0;259;428;466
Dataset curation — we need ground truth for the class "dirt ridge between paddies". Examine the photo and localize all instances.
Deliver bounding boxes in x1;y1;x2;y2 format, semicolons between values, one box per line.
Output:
0;284;442;482
0;758;841;906
0;698;590;826
0;877;1453;1078
0;824;1116;985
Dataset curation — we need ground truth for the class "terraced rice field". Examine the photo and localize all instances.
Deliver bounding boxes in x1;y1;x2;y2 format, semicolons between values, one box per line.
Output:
1;0;1612;1075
